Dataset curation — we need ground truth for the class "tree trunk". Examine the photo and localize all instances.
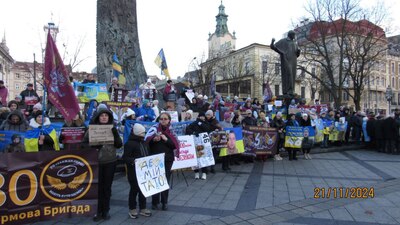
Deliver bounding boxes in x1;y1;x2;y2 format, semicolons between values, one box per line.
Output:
97;0;147;90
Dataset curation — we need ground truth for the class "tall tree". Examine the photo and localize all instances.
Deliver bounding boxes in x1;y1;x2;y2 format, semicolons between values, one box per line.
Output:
297;0;389;110
97;0;147;89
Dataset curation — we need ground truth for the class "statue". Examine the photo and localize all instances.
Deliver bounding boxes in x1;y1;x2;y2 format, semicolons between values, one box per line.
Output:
271;30;300;96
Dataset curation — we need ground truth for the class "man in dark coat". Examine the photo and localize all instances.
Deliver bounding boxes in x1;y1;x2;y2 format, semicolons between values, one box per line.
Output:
383;116;398;154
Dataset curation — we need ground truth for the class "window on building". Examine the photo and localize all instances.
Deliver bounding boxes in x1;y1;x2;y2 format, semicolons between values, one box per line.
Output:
392;63;395;75
372;76;375;85
262;61;268;74
301;87;305;98
15;73;20;79
245;62;250;74
392;77;395;88
15;83;20;90
311;67;316;76
229;82;239;96
343;91;349;101
216;84;228;94
275;85;279;96
275;63;280;75
241;79;251;95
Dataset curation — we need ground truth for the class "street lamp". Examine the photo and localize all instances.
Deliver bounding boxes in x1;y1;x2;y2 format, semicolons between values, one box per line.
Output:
386;85;393;115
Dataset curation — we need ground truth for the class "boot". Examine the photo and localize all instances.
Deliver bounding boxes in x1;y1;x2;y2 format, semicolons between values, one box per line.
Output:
288;150;293;161
293;150;298;160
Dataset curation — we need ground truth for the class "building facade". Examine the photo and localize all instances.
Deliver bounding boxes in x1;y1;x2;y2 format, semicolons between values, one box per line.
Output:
9;62;44;99
0;35;14;87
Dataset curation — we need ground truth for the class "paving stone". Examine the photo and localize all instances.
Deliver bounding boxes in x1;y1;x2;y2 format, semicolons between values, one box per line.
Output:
275;211;299;220
277;203;297;211
200;218;227;225
250;209;272;217
264;206;286;214
219;215;242;224
247;217;270;225
262;213;285;223
235;212;258;220
328;207;354;221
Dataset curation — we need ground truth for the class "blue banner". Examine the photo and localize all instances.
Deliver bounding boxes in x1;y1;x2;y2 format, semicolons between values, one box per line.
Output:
284;126;315;148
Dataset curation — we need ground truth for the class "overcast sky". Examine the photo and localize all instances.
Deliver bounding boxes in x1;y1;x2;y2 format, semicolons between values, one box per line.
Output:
0;0;399;79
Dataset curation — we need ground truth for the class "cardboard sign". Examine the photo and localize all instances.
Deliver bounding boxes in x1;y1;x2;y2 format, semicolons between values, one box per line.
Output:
275;100;283;107
171;135;198;170
60;127;86;144
135;153;170;197
185;89;195;103
24;96;38;106
88;125;114;145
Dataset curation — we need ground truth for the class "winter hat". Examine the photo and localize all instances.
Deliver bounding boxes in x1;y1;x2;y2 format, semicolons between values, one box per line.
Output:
97;104;108;111
133;123;146;137
234;96;239;100
11;134;21;142
204;95;208;100
15;95;22;100
224;112;231;120
147;78;152;83
198;112;206;118
142;99;149;106
186;110;193;118
112;77;118;81
33;103;42;110
302;113;308;118
245;109;252;114
205;110;213;116
125;108;135;117
276;111;283;117
198;95;203;99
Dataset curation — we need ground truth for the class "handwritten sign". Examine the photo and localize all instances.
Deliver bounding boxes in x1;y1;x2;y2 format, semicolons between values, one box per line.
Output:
193;132;215;169
88;124;114;145
171;135;197;170
135;153;169;197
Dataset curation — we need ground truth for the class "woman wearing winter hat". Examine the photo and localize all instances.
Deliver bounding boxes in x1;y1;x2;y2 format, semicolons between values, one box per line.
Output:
123;123;152;219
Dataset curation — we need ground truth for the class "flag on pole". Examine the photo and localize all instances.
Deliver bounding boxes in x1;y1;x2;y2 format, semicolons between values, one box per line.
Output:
154;48;171;79
112;54;126;85
44;31;80;121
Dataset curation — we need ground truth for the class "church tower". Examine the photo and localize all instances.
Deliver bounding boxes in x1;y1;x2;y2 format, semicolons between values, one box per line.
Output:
208;1;236;59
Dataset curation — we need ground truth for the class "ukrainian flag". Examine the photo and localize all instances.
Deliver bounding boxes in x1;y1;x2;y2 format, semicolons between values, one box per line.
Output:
112;54;126;86
219;127;245;157
154;49;171;79
25;126;60;152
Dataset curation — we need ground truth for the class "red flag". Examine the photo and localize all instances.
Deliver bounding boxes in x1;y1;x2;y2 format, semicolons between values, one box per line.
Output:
44;31;80;121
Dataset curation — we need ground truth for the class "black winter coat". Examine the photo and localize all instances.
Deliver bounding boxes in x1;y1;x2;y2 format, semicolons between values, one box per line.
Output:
149;133;176;162
123;134;150;182
383;117;398;140
186;119;211;135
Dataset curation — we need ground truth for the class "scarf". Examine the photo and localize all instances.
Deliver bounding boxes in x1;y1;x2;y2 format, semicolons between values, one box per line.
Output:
145;123;180;158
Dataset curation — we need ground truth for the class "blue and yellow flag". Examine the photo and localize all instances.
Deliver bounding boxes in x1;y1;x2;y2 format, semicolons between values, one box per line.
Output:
154;49;171;79
112;54;126;86
25;126;60;152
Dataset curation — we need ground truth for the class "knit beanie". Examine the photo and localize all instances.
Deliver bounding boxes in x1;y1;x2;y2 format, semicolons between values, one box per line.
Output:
133;123;146;137
205;110;213;116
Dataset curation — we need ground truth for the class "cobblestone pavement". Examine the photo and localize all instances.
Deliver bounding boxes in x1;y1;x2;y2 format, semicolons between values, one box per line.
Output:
32;148;400;225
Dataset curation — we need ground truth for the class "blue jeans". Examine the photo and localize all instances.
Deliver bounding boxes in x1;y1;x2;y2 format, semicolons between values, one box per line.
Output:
322;134;329;147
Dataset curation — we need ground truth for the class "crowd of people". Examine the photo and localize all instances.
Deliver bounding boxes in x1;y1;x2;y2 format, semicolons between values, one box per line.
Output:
1;76;400;222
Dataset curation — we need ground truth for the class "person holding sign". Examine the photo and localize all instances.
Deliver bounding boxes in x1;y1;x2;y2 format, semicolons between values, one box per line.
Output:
285;113;299;160
83;108;123;221
145;112;180;211
123;123;152;219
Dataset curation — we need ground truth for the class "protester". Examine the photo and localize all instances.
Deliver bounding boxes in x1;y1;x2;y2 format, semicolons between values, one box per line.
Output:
152;100;160;119
0;80;8;106
300;113;312;159
183;109;193;121
108;77;120;94
241;109;257;127
123;123;152;219
185;112;211;179
285;113;299;160
190;98;201;112
27;111;59;151
60;113;86;150
383;115;398;154
82;73;96;83
20;83;39;115
205;110;222;173
145;112;179;211
137;99;156;122
5;134;25;153
84;108;123;221
163;80;177;109
0;110;29;132
219;112;233;171
271;112;284;160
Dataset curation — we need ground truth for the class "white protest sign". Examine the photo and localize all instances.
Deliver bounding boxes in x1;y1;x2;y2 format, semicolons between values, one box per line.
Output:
193;132;215;169
171;135;198;170
161;111;179;123
275;100;282;107
135;153;170;197
185;89;195;103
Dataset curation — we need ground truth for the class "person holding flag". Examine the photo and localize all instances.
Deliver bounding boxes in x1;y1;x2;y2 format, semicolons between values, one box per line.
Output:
154;48;170;79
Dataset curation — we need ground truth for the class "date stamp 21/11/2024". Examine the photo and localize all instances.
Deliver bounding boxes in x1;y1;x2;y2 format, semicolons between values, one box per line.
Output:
314;187;375;199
